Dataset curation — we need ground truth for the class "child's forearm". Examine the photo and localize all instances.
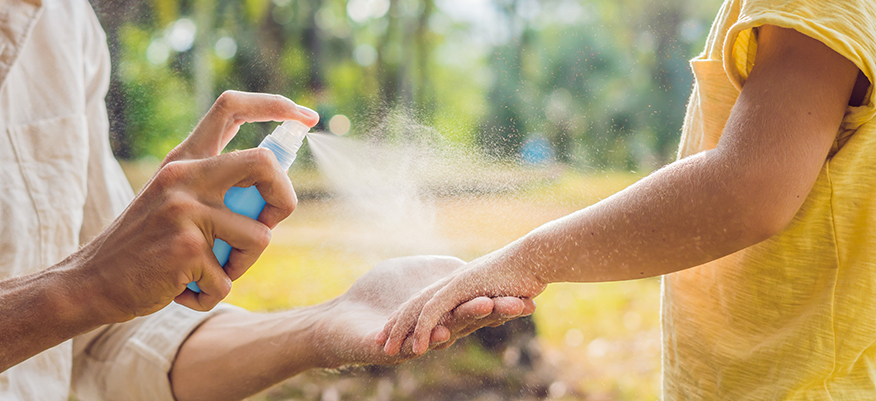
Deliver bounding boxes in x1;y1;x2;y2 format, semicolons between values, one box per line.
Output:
516;149;779;283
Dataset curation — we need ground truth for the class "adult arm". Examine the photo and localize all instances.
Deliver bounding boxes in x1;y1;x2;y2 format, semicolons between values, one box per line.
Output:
169;256;535;401
0;92;316;372
381;25;867;355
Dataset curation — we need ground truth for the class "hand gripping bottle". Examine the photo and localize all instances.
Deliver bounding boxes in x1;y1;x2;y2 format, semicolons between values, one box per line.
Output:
187;120;309;293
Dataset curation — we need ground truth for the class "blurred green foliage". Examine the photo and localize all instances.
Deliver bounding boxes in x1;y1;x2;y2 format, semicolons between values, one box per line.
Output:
91;0;722;169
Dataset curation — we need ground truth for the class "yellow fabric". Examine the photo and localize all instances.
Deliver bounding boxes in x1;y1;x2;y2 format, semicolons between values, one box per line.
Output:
662;0;876;399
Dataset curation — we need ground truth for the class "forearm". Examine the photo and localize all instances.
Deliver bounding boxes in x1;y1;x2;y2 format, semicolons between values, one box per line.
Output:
504;149;796;283
0;264;107;371
496;26;858;286
380;25;861;355
169;305;329;401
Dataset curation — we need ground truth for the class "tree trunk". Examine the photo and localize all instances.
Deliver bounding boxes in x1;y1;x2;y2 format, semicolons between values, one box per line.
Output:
193;0;215;116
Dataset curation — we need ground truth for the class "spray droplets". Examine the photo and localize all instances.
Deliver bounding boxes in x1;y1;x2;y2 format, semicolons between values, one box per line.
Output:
306;131;450;257
303;111;548;259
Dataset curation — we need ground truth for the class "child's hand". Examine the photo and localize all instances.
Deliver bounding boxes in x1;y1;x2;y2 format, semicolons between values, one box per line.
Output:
305;256;537;368
378;254;547;356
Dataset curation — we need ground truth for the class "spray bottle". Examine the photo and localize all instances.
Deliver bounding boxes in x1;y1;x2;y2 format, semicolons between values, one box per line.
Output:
188;120;310;293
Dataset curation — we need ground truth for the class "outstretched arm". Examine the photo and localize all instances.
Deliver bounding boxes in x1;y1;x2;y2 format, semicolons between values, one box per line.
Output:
380;25;866;355
168;255;535;401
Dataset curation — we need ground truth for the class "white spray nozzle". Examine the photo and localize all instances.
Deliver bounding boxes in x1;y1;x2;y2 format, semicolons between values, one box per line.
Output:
260;120;311;171
273;120;309;145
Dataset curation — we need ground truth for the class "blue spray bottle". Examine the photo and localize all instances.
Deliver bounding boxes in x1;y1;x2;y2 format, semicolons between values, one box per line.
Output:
188;120;310;293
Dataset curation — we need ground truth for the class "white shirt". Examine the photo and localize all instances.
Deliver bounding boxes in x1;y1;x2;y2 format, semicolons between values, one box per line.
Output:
0;1;231;399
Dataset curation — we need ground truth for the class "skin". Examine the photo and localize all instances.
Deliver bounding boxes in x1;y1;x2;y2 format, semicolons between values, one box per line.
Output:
379;25;871;356
169;255;535;401
0;90;534;398
0;91;312;372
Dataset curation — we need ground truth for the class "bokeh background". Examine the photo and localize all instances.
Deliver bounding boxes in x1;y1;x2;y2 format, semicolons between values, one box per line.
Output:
87;0;723;399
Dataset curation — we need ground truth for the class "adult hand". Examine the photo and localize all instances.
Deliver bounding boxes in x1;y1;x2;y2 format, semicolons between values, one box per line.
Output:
378;251;547;356
72;91;318;322
308;255;536;368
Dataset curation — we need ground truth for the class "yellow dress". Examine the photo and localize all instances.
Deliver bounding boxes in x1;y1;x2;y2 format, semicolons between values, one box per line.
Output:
662;0;876;399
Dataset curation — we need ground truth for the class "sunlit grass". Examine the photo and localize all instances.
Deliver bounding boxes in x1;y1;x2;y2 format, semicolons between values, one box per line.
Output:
120;161;660;400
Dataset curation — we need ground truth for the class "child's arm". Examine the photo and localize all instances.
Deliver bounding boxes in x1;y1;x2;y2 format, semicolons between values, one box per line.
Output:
380;25;867;356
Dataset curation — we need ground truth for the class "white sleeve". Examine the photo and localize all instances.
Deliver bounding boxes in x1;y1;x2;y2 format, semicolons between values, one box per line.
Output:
71;303;243;401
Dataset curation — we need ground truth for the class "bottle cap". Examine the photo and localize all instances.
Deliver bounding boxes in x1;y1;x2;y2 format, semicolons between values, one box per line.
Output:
272;120;309;148
261;120;310;171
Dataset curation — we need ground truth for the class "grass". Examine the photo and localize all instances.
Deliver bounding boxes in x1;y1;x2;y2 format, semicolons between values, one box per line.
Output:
120;161;660;400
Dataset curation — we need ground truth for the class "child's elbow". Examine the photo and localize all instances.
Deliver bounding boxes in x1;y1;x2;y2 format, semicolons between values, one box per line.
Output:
739;198;801;245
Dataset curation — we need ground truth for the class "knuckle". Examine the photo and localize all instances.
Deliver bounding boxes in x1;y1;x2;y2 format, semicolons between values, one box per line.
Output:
251;147;276;167
210;280;232;301
160;191;198;217
213;90;239;113
161;147;184;165
153;161;188;188
235;148;273;176
278;189;297;217
271;93;288;104
172;230;206;260
253;224;272;250
220;278;232;297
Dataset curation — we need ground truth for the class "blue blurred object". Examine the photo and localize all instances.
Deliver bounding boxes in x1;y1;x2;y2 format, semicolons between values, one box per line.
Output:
520;136;555;165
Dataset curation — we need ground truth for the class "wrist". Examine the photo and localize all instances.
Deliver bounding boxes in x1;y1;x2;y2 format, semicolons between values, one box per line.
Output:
296;300;346;369
53;243;137;326
509;231;558;286
478;237;550;293
10;264;110;346
50;256;124;328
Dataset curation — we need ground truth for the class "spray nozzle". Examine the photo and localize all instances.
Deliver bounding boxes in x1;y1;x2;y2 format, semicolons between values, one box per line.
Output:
260;120;310;171
272;120;309;147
